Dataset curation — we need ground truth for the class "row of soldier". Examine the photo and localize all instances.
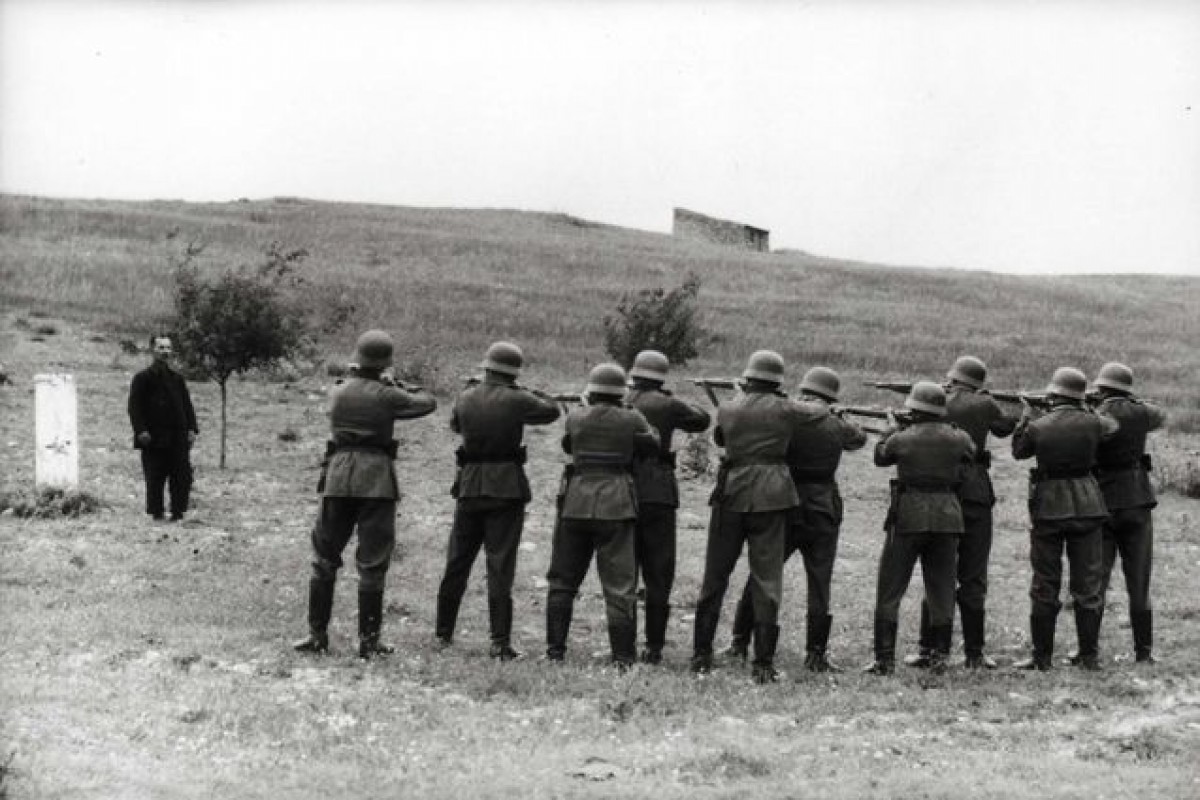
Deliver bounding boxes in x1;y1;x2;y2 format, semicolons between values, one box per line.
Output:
288;331;1166;683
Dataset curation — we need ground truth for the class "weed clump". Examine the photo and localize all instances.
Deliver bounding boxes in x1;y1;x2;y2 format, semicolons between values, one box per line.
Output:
0;487;107;519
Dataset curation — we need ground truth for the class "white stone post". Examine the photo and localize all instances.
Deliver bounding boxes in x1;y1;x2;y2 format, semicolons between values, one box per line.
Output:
34;373;79;491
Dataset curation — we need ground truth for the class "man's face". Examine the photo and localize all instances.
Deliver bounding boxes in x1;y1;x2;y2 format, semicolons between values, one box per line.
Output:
152;337;174;363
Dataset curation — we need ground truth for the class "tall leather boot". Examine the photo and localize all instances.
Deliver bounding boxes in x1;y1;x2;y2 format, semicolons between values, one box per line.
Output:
1015;613;1056;670
609;618;637;671
357;590;394;659
690;606;721;673
1073;607;1102;671
1132;610;1155;664
488;596;521;661
722;592;754;661
641;602;669;665
960;606;997;669
293;579;335;653
1064;606;1103;666
863;617;897;675
927;625;953;674
434;591;463;647
751;624;781;684
804;614;842;673
545;597;572;662
904;602;935;668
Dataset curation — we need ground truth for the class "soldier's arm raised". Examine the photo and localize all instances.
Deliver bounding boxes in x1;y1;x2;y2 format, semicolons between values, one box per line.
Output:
673;396;712;433
388;386;437;420
631;410;661;457
521;388;562;425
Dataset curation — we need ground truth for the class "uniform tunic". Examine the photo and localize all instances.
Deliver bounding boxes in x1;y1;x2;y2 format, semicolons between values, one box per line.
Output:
311;376;436;591
1012;404;1119;616
873;420;976;626
1093;396;1167;614
546;402;659;662
626;385;711;651
436;377;560;642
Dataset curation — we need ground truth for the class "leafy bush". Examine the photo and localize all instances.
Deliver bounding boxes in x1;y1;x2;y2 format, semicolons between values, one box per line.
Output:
602;274;705;370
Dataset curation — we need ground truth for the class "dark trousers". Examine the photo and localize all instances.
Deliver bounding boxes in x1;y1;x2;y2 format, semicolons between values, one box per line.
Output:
635;504;677;649
693;508;788;653
310;497;396;592
1029;518;1104;616
956;501;993;612
1101;508;1153;613
546;518;637;661
874;529;957;625
140;444;192;517
436;499;525;641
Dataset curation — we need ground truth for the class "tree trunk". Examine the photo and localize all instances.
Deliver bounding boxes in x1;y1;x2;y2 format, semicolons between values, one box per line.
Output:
219;379;228;469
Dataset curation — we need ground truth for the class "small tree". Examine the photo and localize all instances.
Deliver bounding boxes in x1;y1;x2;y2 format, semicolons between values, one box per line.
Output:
170;244;310;468
602;273;705;370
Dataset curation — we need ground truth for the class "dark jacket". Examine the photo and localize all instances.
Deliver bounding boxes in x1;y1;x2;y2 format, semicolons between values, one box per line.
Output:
626;385;711;507
713;390;825;513
450;376;561;502
875;420;976;534
1093;396;1167;511
128;362;198;449
787;400;868;523
560;402;660;520
1012;404;1119;521
945;386;1017;506
322;375;437;499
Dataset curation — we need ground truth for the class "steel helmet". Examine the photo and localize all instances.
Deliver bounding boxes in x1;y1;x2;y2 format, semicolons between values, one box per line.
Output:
742;350;785;385
798;366;841;402
1093;362;1134;394
585;363;629;397
629;350;670;383
354;330;394;370
947;356;987;389
905;381;948;417
481;341;524;377
1046;367;1088;400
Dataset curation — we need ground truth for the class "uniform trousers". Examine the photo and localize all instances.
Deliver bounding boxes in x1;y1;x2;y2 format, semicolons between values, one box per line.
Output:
875;529;957;625
140;443;193;517
546;518;638;658
437;498;525;621
955;500;993;612
310;497;396;592
1100;508;1153;613
634;504;676;643
1028;518;1104;616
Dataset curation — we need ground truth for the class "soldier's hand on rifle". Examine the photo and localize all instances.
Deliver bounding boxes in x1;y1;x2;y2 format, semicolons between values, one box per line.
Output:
885;410;900;430
187;430;197;445
136;431;152;447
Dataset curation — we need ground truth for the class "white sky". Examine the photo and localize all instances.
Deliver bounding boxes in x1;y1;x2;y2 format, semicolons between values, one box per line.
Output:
2;0;1198;275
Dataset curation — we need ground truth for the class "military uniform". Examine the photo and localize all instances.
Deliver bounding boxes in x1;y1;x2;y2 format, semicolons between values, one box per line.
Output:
626;382;711;662
727;399;866;669
868;411;975;673
1012;390;1119;669
295;330;437;658
911;385;1016;666
545;371;659;666
435;373;560;656
128;357;198;520
1093;393;1166;661
692;378;824;681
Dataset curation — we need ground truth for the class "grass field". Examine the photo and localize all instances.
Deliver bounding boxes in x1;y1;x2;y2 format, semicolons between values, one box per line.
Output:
1;195;1198;798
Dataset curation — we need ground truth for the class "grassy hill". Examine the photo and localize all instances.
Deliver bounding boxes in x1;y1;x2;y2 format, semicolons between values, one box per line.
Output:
3;193;1198;422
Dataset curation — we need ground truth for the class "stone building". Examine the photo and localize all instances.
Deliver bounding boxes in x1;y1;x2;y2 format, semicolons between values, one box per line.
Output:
672;208;769;252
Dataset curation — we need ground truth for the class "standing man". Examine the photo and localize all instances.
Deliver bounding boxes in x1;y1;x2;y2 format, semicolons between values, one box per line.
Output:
906;356;1017;669
128;334;199;522
864;382;976;676
724;366;867;672
544;364;659;668
293;330;437;658
1089;362;1167;663
1011;367;1118;671
625;350;711;665
434;342;561;661
690;350;824;684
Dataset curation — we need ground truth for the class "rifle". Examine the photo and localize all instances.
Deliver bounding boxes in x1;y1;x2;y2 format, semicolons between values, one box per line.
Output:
863;380;915;396
989;390;1052;408
690;378;740;407
834;405;912;436
552;392;583;415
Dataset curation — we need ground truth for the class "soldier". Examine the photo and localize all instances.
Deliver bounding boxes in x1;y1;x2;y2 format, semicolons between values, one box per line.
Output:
434;342;561;660
690;350;824;684
906;356;1017;670
1011;367;1118;671
293;330;437;658
724;366;867;672
625;350;711;665
864;382;976;676
545;364;659;668
127;334;199;522
1087;362;1167;663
